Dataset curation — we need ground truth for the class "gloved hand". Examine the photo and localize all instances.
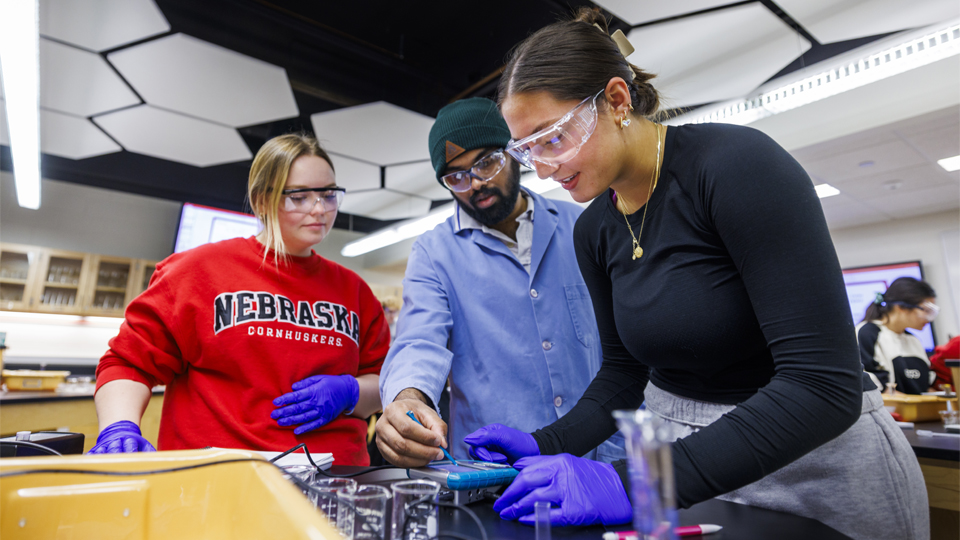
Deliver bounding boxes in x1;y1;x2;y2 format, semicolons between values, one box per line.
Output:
88;420;156;454
272;374;359;435
463;423;539;464
493;454;632;526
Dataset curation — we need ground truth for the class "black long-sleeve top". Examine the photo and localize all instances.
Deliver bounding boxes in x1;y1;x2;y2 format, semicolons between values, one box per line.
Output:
531;123;863;509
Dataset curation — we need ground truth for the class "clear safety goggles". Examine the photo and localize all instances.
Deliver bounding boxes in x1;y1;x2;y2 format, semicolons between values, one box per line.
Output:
440;150;507;193
281;187;345;213
918;301;940;322
504;89;604;169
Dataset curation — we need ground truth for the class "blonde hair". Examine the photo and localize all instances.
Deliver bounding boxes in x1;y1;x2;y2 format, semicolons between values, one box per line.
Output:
247;133;335;266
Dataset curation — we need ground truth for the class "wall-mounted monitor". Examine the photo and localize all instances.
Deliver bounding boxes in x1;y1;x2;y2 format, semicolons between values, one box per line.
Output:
841;261;936;351
174;203;262;254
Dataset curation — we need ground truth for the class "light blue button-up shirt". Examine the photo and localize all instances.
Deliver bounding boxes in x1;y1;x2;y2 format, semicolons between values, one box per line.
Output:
380;188;625;461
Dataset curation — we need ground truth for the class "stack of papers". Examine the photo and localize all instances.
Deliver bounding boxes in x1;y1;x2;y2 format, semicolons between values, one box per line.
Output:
211;448;334;470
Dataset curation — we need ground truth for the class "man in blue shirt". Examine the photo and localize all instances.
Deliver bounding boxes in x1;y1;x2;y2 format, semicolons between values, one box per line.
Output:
376;98;623;466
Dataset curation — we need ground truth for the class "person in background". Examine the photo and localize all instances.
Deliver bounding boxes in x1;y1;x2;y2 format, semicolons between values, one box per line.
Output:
375;97;624;466
90;134;391;465
465;9;928;540
930;335;959;391
857;277;939;394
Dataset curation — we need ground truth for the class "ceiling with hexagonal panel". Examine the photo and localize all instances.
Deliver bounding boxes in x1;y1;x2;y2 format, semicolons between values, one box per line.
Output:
2;0;958;234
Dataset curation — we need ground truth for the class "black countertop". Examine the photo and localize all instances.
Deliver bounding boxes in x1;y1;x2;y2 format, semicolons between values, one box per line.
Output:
902;421;960;461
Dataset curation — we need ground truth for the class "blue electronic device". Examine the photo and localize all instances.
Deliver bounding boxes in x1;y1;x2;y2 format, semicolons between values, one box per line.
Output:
408;460;518;491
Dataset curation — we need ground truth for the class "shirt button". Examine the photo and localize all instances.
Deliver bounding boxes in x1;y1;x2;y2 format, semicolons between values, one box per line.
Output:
530;289;538;298
554;396;563;407
542;340;552;351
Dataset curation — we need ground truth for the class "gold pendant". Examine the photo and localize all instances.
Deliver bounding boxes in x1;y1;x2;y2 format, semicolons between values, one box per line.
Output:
632;243;643;260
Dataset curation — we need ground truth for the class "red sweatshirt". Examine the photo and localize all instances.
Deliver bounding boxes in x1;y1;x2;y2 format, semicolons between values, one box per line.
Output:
96;236;390;465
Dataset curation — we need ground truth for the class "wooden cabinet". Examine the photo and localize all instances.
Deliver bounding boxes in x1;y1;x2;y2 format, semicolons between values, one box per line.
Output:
34;249;91;314
0;242;161;318
0;244;43;312
83;255;136;316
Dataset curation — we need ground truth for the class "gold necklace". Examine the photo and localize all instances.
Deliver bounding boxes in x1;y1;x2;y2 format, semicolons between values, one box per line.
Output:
616;124;663;260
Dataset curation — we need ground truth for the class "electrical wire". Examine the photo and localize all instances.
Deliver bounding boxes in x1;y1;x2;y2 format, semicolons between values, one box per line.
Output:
0;440;63;456
269;442;400;478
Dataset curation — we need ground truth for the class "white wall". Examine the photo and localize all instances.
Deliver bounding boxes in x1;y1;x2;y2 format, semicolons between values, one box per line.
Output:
1;172;182;261
830;209;960;343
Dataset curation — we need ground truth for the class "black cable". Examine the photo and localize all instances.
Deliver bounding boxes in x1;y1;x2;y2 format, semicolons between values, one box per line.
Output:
0;440;63;456
0;458;265;479
436;501;487;540
270;442;401;477
268;442;307;463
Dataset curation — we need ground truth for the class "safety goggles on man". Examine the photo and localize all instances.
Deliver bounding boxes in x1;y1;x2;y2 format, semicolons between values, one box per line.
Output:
504;89;604;169
440;150;507;193
281;187;345;213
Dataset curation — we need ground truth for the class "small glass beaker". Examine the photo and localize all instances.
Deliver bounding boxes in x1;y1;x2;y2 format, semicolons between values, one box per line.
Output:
390;479;440;540
312;477;358;529
940;409;959;426
338;484;391;540
613;409;677;540
281;464;318;506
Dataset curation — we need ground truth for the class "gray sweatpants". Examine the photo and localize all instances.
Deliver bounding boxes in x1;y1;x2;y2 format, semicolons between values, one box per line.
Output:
644;383;929;540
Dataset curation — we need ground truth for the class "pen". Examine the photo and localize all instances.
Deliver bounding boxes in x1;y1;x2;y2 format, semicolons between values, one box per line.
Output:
917;430;960;438
406;410;458;465
602;524;722;540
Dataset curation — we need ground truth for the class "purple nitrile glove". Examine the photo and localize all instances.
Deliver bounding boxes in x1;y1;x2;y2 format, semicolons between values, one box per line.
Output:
271;374;359;435
493;454;632;527
463;423;540;464
88;420;156;454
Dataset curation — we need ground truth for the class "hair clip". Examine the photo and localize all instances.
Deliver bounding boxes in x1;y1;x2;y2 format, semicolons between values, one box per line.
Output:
593;23;637;76
874;292;886;306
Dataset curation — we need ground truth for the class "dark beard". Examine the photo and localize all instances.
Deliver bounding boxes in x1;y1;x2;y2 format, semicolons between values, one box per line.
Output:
458;162;521;227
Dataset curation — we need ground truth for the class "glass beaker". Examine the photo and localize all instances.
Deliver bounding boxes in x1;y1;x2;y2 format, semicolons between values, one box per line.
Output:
312;477;358;529
613;409;677;540
338;484;391;540
281;464;318;506
390;479;439;540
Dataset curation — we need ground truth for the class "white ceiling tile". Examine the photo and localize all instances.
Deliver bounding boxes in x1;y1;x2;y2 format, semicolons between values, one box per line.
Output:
328;153;381;192
626;3;810;108
823;163;951;200
311;102;434;166
39;0;169;52
777;0;960;44
593;0;735;26
93;105;252;167
797;139;927;183
904;125;960;163
108;33;298;127
819;192;894;228
40;38;140;117
385;161;452;201
339;188;432;220
863;183;960;218
40;109;122;159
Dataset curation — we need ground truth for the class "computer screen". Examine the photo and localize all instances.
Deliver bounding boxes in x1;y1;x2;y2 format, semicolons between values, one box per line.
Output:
841;261;936;351
174;203;262;254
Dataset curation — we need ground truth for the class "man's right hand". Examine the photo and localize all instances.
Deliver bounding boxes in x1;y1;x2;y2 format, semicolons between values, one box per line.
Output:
376;389;448;467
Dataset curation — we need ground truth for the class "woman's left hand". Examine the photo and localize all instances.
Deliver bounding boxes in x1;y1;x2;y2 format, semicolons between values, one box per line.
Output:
271;374;359;435
494;454;632;526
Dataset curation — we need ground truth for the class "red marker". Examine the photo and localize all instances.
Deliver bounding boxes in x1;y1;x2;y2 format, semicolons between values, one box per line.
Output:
603;524;722;540
675;524;723;536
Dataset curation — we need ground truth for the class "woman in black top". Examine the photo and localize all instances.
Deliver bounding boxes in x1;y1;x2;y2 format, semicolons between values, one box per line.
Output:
464;9;928;540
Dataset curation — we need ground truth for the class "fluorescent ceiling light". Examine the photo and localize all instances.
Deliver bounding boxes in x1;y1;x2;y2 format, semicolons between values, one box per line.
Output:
668;20;960;127
815;184;840;198
341;172;553;257
937;154;960;172
0;0;41;209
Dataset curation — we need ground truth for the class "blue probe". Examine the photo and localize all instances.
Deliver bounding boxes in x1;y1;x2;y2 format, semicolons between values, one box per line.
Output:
406;410;458;465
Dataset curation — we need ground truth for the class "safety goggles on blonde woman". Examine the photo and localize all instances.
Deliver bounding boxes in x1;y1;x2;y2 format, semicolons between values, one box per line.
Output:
504;89;604;169
281;187;345;213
